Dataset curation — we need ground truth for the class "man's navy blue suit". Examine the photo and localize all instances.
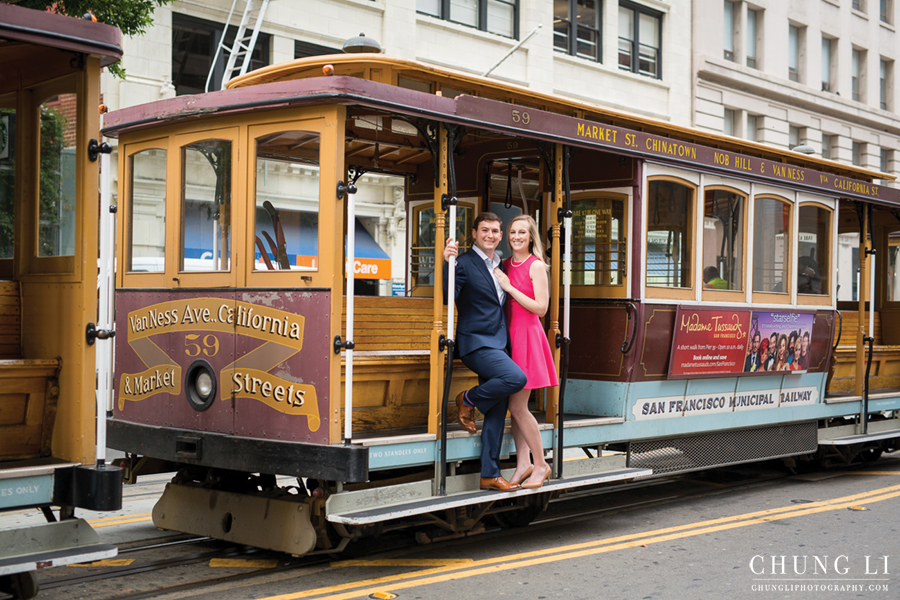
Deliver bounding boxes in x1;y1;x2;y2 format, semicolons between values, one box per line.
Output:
445;249;527;478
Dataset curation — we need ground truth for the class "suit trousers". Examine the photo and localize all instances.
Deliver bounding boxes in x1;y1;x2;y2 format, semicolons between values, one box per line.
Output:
460;347;527;478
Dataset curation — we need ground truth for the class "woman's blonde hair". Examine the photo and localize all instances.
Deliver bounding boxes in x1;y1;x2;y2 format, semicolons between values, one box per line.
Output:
507;214;548;268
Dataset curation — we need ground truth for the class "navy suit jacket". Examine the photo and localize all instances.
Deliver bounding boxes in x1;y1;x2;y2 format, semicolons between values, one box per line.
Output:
444;249;508;358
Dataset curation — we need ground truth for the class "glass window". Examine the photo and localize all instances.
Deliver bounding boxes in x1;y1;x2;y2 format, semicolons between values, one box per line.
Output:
797;205;830;296
852;48;862;102
253;131;321;272
882;0;893;24
789;125;800;149
822;134;833;160
880;58;891;110
128;149;167;272
172;13;271;94
181;139;231;272
853;0;865;12
724;1;735;61
747;114;758;142
888;232;900;302
852;141;862;166
724;108;735;136
822;37;832;91
411;203;474;288
556;0;601;60
747;8;758;68
703;190;744;292
38;96;77;257
571;197;625;286
646;180;693;288
753;197;790;293
619;2;662;79
0;106;14;260
419;0;519;39
788;25;800;82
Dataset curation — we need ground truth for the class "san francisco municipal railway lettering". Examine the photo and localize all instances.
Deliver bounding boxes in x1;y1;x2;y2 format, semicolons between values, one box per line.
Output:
633;387;817;420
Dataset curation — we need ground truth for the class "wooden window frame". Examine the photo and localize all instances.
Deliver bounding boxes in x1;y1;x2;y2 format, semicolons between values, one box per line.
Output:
751;193;793;305
408;197;478;298
569;190;629;299
120;137;170;290
701;185;748;303
644;174;697;301
246;117;331;289
796;200;834;307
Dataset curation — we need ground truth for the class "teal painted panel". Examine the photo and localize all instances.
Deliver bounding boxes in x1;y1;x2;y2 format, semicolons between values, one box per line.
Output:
0;474;54;509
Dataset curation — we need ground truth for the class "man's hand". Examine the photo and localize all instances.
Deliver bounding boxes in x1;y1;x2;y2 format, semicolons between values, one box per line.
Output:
443;238;459;261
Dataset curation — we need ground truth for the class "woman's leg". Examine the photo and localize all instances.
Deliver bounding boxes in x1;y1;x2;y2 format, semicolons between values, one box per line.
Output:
508;389;532;483
507;388;549;481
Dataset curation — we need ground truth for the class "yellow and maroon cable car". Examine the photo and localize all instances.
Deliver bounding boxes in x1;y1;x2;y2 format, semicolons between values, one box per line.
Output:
1;5;123;599
103;52;900;555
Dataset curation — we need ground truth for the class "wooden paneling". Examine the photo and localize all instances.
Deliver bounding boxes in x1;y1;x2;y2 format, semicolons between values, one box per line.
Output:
0;359;60;460
0;281;21;359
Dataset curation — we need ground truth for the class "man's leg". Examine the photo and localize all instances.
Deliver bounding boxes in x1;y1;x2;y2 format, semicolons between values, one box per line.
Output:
460;348;526;477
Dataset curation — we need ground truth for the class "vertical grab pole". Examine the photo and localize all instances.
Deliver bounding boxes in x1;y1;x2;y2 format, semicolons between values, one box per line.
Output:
555;146;573;479
863;204;876;434
95;153;114;468
438;125;459;496
344;189;356;444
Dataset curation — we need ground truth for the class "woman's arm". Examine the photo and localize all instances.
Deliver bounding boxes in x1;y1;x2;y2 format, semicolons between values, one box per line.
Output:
495;260;549;316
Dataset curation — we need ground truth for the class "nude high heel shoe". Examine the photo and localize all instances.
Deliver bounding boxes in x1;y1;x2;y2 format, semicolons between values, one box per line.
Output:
509;465;533;486
522;465;551;489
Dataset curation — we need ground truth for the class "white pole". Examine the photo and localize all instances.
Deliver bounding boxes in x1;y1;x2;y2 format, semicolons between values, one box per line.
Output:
563;216;572;340
95;153;114;466
869;253;875;340
447;205;457;340
344;192;356;443
481;24;543;78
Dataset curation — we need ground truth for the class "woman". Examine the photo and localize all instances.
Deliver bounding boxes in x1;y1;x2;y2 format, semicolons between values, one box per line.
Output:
773;334;789;371
753;338;770;372
494;215;558;489
789;342;803;371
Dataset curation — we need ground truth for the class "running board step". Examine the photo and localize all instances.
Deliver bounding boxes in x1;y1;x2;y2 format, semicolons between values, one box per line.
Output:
327;467;652;526
818;427;900;445
0;519;117;576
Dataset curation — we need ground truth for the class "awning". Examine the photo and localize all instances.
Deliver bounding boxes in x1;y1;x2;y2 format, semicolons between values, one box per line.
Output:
347;219;391;280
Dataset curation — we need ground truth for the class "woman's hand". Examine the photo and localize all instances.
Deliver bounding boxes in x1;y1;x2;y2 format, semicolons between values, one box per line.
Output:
494;268;512;292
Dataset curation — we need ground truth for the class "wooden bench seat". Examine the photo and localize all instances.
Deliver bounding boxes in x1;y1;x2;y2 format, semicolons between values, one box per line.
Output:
828;310;900;393
340;296;476;432
0;281;62;461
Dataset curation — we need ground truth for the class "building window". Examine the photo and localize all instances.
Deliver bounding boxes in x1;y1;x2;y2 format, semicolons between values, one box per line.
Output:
852;48;865;102
822;36;833;92
418;0;519;39
789;125;800;149
724;108;736;136
295;40;340;59
747;114;758;142
554;0;602;61
618;1;663;79
852;141;862;166
882;0;893;24
822;134;833;160
881;58;892;110
724;1;735;61
747;8;759;68
853;0;866;12
788;24;801;82
172;13;271;95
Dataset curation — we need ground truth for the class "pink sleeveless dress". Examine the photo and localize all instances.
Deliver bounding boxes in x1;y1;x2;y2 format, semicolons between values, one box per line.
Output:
503;255;559;390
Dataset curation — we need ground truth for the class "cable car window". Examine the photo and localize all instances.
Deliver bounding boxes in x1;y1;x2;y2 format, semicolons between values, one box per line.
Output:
797;205;830;296
646;180;693;288
888;232;900;302
0;104;14;263
128;149;167;272
38;95;78;257
702;190;744;292
411;203;474;289
253;131;320;271
571;197;625;286
753;197;790;293
181;139;232;272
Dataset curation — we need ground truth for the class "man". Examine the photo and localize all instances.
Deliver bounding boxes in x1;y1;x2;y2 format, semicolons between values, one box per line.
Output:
702;266;730;290
744;332;761;372
444;212;527;492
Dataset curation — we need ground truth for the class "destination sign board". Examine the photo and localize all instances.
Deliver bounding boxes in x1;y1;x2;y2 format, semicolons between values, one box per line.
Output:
454;95;897;206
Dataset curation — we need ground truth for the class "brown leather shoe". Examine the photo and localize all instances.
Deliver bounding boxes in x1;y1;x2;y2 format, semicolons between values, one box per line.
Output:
480;476;520;492
456;391;476;434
